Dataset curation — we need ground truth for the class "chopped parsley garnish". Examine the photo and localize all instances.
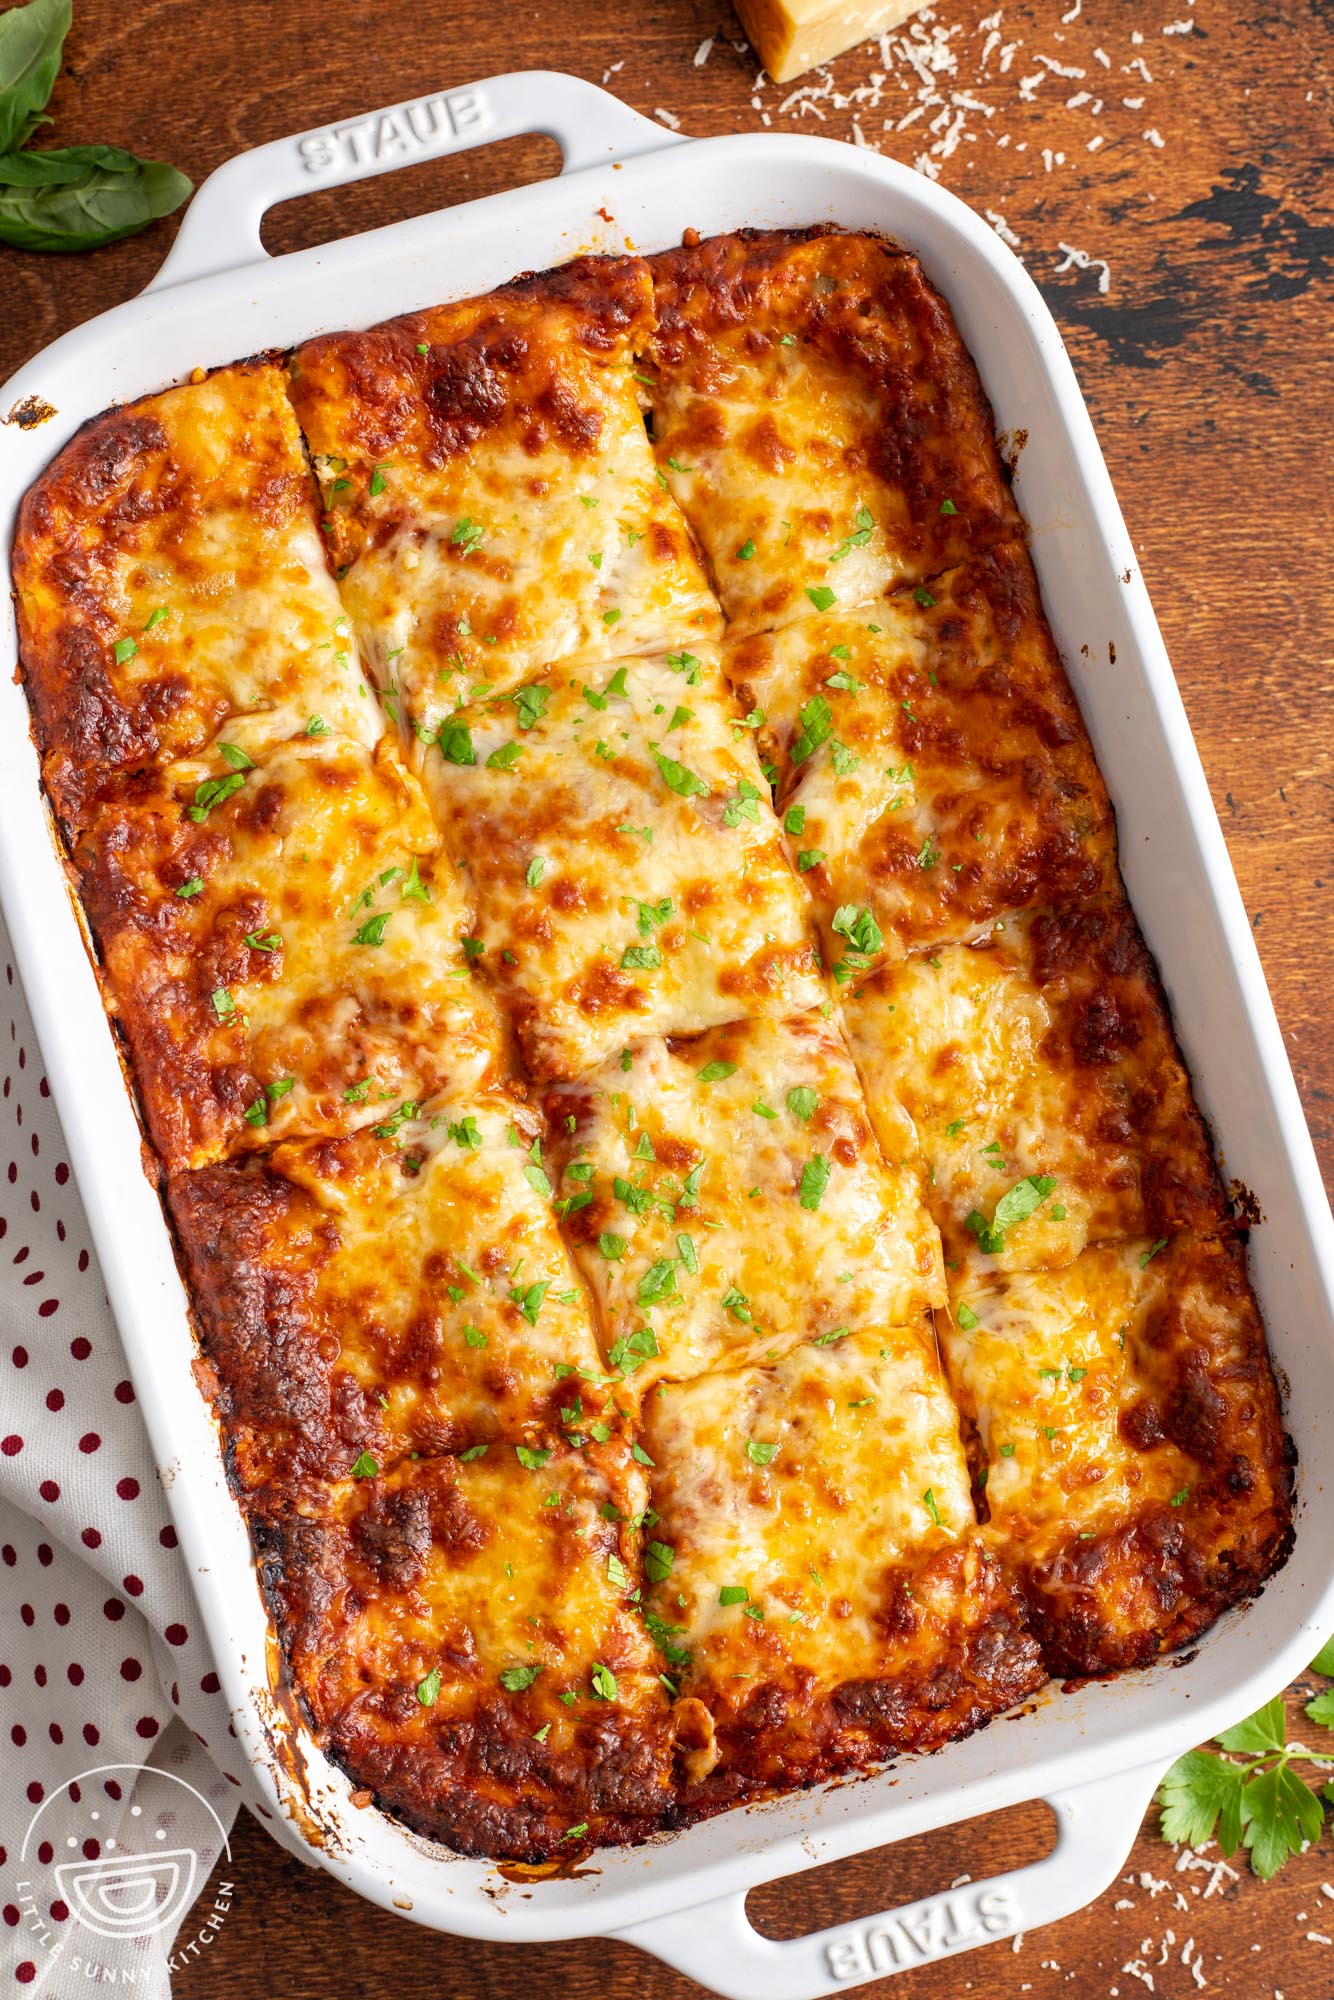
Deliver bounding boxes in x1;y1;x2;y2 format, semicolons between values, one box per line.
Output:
590;1662;618;1700
621;943;662;972
922;1488;942;1527
416;1667;442;1707
798;1155;831;1211
142;606;170;632
940;497;957;515
353;912;391;946
955;1302;980;1331
697;1060;737;1082
735;538;756;561
526;856;546;889
637;1259;677;1306
515;1444;552;1471
451;515;484;553
651;744;709;799
598;1232;626;1261
785;1085;818;1123
913;585;936;609
965;1175;1058;1254
349;1451;378;1478
176;877;203;899
829;506;874;562
511;1281;550;1326
745;1440;777;1467
831;904;883;954
305;714;329;737
513;684;550;730
719;1584;748;1607
806;585;837;613
797;849;825;872
645;1540;676;1583
486;741;523;772
1140;1237;1169;1267
784;804;806;836
369;462;392;497
500;1664;543;1692
790;693;833;765
244;930;281;952
112;636;137;665
210;988;235;1019
437;719;476;766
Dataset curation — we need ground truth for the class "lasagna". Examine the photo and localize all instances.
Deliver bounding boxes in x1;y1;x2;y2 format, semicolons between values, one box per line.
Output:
13;226;1292;1861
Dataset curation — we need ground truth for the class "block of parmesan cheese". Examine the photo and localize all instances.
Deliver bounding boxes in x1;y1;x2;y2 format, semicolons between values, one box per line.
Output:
735;0;924;83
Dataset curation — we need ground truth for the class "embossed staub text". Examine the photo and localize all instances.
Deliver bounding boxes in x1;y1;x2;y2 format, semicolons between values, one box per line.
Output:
296;90;491;175
823;1885;1018;1982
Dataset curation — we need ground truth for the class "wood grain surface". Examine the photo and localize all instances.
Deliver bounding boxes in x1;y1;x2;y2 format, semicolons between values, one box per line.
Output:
3;0;1331;1993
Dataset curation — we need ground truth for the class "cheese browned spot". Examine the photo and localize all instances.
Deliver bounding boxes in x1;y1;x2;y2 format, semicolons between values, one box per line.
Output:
287;257;721;749
253;1442;675;1858
947;1235;1293;1676
421;649;823;1080
76;736;499;1172
643;229;1021;635
641;1328;1045;1789
841;898;1227;1271
13;361;382;833
168;1087;605;1499
547;1012;943;1386
729;543;1116;964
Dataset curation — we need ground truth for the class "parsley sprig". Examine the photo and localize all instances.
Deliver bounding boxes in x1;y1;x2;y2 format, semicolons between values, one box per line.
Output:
1156;1642;1334;1880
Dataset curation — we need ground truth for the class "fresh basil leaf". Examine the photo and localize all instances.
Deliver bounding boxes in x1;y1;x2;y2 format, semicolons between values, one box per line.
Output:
0;0;69;158
0;143;191;253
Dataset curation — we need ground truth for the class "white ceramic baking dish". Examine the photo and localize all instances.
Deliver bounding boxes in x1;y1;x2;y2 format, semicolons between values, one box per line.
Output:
2;71;1332;2000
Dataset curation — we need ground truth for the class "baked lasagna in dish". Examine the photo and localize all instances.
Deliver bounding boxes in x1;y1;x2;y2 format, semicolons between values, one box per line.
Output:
13;227;1293;1860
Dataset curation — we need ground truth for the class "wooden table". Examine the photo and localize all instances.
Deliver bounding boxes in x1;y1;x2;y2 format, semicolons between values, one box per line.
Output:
5;0;1331;1991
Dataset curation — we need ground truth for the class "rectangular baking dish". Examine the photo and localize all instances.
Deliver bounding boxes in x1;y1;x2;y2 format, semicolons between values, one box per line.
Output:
2;72;1332;2000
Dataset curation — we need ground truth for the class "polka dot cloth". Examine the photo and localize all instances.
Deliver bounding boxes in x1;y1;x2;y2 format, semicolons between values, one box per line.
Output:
0;937;249;1993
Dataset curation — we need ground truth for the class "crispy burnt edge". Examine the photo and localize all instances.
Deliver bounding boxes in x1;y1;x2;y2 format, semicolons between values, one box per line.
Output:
643;223;1023;565
244;1456;682;1863
1022;1232;1294;1680
663;1543;1046;1816
284;252;659;520
12;351;300;840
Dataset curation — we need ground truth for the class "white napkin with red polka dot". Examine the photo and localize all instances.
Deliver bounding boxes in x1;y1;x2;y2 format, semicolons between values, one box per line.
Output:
0;932;253;1993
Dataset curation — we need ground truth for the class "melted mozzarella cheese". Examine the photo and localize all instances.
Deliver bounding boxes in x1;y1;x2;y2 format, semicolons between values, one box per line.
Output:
548;1011;943;1385
640;1328;1040;1760
14;362;382;827
842;903;1226;1271
420;649;824;1079
171;1087;609;1492
81;737;499;1172
288;262;720;739
945;1244;1182;1550
644;231;1021;635
727;545;1115;963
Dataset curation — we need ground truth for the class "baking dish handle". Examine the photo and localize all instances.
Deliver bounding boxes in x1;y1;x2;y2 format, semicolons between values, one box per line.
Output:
144;70;681;293
612;1759;1164;2000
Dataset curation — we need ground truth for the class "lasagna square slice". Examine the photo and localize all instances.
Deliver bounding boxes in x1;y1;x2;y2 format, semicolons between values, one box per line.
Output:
547;1012;944;1387
253;1441;675;1858
944;1234;1292;1676
420;649;823;1079
727;542;1115;965
169;1087;607;1500
76;737;499;1173
286;257;721;739
14;360;382;832
841;899;1227;1272
641;1327;1045;1792
643;228;1020;636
